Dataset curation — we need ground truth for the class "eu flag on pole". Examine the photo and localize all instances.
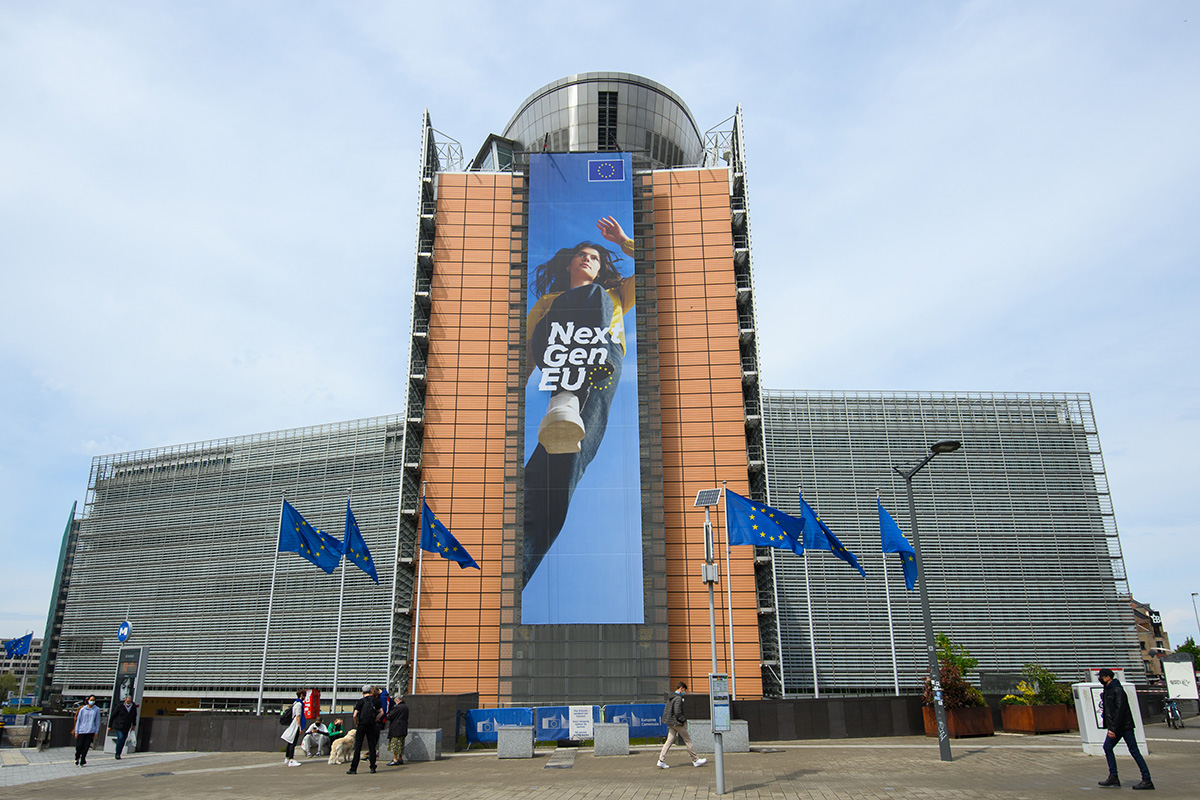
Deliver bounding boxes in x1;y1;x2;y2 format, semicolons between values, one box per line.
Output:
798;492;867;577
588;159;625;182
4;633;32;658
879;500;917;590
279;500;343;574
344;501;379;584
420;500;479;570
726;491;805;554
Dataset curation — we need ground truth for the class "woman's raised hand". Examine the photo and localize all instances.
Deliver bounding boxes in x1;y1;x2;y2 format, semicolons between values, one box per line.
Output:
597;216;634;256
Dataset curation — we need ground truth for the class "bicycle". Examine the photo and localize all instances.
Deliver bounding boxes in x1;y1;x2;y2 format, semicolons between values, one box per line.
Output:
1164;698;1184;729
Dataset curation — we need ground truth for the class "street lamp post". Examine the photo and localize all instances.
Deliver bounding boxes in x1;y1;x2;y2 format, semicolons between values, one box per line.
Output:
894;439;961;763
1191;592;1199;643
695;488;726;795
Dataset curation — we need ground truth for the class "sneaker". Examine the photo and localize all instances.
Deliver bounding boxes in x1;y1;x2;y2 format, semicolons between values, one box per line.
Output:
538;393;585;454
1098;775;1120;787
287;759;303;766
656;760;670;769
692;758;707;767
346;768;357;774
1132;780;1155;791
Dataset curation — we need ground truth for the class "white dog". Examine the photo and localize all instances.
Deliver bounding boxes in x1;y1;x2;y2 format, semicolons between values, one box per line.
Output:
328;729;357;765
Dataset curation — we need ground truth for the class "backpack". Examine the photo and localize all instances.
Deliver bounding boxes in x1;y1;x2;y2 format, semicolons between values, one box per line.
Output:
279;704;293;727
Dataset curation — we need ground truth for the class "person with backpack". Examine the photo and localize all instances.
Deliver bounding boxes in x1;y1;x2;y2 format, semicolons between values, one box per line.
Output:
348;684;383;775
279;690;305;766
656;681;707;769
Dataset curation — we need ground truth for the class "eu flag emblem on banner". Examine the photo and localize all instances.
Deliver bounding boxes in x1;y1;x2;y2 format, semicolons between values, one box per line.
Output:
420;500;480;569
279;500;343;574
4;633;32;658
726;491;805;554
344;501;379;584
588;159;625;182
798;492;866;577
879;500;917;590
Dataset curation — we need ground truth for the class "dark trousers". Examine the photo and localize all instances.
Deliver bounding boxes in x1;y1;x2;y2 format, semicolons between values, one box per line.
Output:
74;732;95;764
351;726;378;771
524;284;623;584
1103;729;1151;780
114;729;132;757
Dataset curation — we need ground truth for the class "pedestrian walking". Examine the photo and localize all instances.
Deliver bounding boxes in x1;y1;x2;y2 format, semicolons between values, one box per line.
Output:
280;690;305;766
1097;668;1154;790
386;694;409;765
348;684;382;774
656;681;706;769
73;695;102;766
108;694;138;759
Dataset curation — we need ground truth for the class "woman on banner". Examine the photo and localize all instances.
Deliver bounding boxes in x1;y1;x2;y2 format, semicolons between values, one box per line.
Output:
523;216;635;585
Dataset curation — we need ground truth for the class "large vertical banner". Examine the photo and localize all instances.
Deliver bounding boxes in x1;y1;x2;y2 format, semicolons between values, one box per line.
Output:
522;152;643;625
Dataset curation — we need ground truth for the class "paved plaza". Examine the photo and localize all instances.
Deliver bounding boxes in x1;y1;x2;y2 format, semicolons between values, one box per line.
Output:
2;722;1197;799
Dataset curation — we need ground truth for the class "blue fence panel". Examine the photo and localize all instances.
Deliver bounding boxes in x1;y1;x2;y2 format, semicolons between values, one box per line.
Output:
464;707;535;743
535;706;601;741
605;703;667;738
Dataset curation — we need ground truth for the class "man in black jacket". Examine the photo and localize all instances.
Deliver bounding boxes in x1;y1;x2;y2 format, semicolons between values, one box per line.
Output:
109;696;138;760
656;681;707;769
1098;669;1154;790
348;685;382;775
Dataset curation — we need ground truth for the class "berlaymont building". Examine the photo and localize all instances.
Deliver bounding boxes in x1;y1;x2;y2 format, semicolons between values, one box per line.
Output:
38;73;1142;714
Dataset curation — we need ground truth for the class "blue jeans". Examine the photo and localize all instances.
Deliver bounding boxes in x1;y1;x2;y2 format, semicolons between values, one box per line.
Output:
524;284;623;585
114;729;131;757
1102;729;1150;780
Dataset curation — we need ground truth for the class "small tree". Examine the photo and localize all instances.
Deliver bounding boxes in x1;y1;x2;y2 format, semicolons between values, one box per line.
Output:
0;672;17;700
1176;637;1200;671
936;632;978;675
923;633;985;708
1001;663;1071;706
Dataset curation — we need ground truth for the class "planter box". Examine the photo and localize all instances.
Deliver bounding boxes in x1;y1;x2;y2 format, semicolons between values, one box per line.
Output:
922;706;994;738
1001;704;1076;734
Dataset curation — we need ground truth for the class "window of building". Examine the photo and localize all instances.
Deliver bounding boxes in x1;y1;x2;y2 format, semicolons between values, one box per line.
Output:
598;91;617;150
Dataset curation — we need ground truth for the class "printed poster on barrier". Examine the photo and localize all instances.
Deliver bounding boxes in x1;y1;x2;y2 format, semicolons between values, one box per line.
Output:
522;152;643;625
569;705;595;740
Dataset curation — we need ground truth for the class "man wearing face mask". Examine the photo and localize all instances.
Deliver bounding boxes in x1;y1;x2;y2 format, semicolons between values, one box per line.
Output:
73;695;102;766
656;682;707;769
109;695;139;759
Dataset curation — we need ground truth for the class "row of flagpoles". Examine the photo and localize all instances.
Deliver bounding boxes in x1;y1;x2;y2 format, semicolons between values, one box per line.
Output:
257;489;478;713
724;488;919;697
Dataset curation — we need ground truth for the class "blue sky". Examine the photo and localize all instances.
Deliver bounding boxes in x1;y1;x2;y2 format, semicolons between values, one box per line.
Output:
2;2;1198;649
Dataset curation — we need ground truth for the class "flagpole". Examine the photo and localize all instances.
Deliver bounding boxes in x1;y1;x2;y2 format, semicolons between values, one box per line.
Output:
411;483;427;694
804;553;819;698
721;481;736;700
257;496;285;715
879;490;900;696
386;483;404;694
17;630;32;699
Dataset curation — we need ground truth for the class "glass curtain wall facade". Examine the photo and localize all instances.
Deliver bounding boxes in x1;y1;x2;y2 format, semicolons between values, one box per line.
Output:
761;390;1142;696
45;416;408;706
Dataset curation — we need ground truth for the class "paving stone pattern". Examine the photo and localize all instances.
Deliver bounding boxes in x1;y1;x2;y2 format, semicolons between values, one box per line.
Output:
2;726;1198;800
